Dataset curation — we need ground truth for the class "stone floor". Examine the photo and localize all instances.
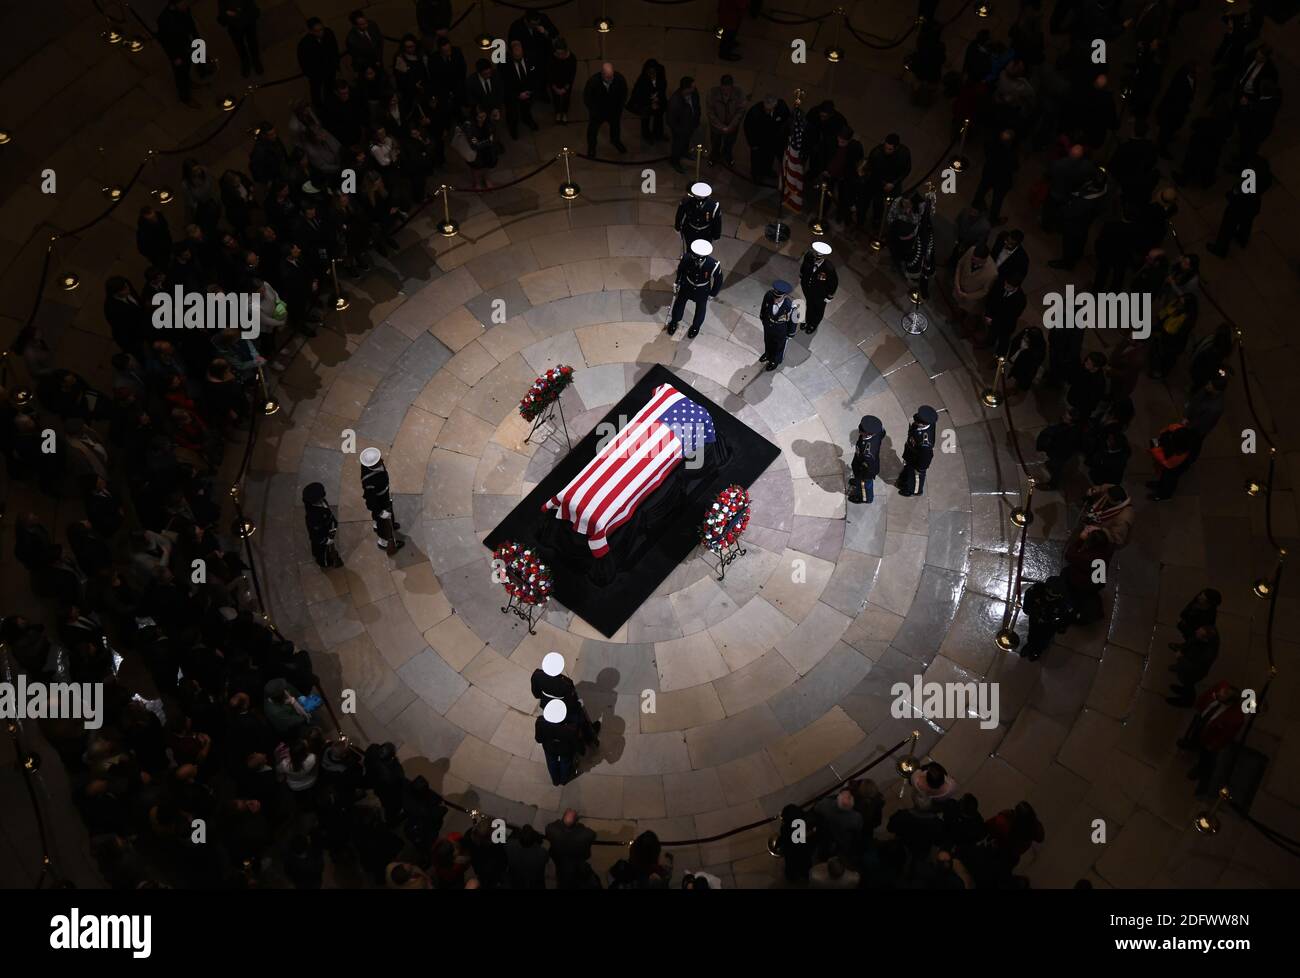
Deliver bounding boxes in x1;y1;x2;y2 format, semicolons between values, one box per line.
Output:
2;0;1300;888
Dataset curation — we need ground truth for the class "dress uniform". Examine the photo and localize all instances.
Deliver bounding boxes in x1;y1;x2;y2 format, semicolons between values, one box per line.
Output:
529;652;600;748
896;404;938;497
667;238;723;338
799;240;838;335
303;482;343;568
674;181;722;256
360;447;404;554
758;280;796;371
849;415;885;504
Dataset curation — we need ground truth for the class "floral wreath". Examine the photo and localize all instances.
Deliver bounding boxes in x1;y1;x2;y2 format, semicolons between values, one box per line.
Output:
519;364;575;422
701;485;751;551
493;541;553;606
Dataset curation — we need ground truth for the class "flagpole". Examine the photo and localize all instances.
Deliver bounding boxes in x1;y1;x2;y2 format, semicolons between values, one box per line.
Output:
765;88;803;245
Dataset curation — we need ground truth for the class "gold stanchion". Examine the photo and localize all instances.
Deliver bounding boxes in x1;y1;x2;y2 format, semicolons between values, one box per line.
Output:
49;234;79;291
147;150;173;205
810;183;828;236
1253;548;1285;599
558;148;580;201
896;729;921;798
1010;477;1035;527
870;195;892;252
330;258;349;312
1194;786;1231;834
951;119;971;172
693;143;706;182
765;88;803;245
257;363;279;416
980;356;1006;408
435;184;459;237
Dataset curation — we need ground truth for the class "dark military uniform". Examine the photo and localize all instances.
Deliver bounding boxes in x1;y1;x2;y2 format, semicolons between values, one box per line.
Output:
674;194;722;255
303;482;343;568
799;250;838;335
759;286;796;368
529;668;600;747
361;456;404;553
668;250;723;338
849;415;885;504
896;405;938;497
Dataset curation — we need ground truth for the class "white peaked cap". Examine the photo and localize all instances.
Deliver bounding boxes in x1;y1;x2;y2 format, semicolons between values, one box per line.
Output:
690;239;714;257
543;699;567;723
690;181;713;198
812;241;833;256
359;447;383;467
542;652;565;677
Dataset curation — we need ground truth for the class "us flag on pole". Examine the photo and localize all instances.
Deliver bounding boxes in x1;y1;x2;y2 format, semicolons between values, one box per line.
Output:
782;105;807;212
544;384;715;557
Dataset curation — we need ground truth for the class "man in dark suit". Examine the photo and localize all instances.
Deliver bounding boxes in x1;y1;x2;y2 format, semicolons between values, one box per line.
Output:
759;280;796;371
296;17;341;109
545;809;597;889
860;133;912;228
466;59;504;120
503;39;539;139
157;0;201;105
743;95;790;185
973;128;1017;225
1156;62;1197;158
104;277;151;356
216;0;262;78
667;77;702;174
583;62;629;157
799;241;838;335
982;274;1027;357
990;228;1029;287
508;10;558;76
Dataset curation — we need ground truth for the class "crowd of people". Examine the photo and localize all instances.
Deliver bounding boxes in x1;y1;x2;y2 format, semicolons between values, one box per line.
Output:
1;0;1279;888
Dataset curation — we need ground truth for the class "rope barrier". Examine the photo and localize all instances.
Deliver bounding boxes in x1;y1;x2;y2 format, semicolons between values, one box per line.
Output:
489;0;576;9
0;649;62;887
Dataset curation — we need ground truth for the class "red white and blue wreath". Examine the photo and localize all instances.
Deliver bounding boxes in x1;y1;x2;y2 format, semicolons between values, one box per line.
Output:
493;541;554;606
519;364;574;423
701;484;751;551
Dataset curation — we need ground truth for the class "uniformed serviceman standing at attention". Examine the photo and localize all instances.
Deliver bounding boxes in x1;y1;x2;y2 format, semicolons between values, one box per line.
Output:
667;238;723;338
758;280;796;371
674;181;722;256
896;404;938;497
850;415;885;504
303;482;344;568
359;447;404;555
799;240;838;335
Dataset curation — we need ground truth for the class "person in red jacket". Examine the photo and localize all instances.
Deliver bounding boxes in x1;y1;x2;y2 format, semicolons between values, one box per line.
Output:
1147;420;1199;501
717;0;749;61
1177;681;1246;797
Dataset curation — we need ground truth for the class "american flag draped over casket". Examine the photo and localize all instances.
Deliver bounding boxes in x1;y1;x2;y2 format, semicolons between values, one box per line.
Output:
543;383;717;557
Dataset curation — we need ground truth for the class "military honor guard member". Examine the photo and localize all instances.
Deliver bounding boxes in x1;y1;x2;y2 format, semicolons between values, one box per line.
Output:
799;240;838;335
758;280;796;371
896;405;938;497
359;447;404;555
674;181;723;256
849;415;885;504
667;238;723;338
302;482;343;568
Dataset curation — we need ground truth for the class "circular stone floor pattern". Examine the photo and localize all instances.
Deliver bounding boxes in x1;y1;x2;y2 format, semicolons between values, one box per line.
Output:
249;182;1297;889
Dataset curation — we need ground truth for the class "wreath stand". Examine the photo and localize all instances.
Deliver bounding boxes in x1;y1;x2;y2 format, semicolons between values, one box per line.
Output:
523;396;572;452
500;591;546;635
704;538;748;582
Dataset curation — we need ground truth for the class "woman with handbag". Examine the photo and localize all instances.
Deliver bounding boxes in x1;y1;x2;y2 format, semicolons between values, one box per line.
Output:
461;106;500;189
